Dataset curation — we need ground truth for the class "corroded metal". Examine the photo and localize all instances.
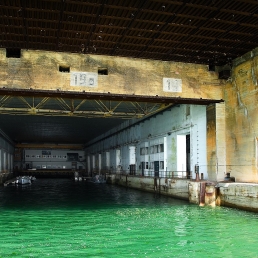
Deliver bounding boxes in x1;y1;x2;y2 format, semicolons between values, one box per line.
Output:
0;89;223;118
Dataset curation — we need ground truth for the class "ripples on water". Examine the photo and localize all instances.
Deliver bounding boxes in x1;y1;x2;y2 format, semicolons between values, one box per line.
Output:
0;178;258;257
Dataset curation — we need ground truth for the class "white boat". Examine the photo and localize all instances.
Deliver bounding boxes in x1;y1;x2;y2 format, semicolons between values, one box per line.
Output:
74;171;82;181
17;176;31;185
4;176;36;186
91;175;106;183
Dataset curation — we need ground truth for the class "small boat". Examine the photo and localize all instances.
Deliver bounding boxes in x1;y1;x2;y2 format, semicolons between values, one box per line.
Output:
74;176;82;181
17;176;32;185
74;171;83;181
91;175;106;183
4;176;36;186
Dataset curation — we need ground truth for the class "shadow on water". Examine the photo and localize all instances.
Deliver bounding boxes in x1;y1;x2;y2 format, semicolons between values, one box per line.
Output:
0;178;188;210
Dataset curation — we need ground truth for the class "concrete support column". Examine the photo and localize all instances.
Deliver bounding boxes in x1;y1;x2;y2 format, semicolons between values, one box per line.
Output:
216;103;227;181
98;153;101;174
206;103;226;181
105;151;110;170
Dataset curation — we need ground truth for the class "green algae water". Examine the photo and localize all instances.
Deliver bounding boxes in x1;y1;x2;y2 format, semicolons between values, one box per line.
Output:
1;179;258;257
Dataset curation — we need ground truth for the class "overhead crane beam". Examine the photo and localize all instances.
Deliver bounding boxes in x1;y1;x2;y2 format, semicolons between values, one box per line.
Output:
0;107;152;118
0;88;223;119
0;88;223;105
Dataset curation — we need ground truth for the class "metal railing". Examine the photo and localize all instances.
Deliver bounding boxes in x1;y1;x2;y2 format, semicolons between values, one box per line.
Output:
140;170;191;179
90;169;192;179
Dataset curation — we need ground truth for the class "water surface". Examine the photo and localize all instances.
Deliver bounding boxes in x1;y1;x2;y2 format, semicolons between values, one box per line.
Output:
0;178;258;257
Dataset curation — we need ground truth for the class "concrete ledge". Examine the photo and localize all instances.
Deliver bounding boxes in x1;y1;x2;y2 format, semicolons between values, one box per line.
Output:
216;182;258;212
114;176;258;213
109;175;191;201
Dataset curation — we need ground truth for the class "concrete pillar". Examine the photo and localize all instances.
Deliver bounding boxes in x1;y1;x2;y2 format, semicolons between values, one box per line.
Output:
189;181;200;204
105;151;110;170
98;153;101;174
215;103;226;181
207;103;226;181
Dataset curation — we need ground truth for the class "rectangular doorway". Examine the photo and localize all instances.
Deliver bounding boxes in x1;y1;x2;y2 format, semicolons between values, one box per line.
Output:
186;134;191;178
177;134;190;177
154;161;159;177
141;162;145;176
129;164;136;175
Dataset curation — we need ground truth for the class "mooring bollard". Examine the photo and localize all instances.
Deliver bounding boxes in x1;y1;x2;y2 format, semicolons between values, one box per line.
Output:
195;164;200;181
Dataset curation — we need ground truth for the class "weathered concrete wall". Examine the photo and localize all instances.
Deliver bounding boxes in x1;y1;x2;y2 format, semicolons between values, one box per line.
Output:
86;104;208;179
108;175;258;213
189;181;216;206
224;49;258;182
206;105;217;180
3;46;258;185
0;48;222;99
215;103;227;181
109;175;190;200
216;183;258;212
109;175;217;208
206;103;226;181
189;181;200;204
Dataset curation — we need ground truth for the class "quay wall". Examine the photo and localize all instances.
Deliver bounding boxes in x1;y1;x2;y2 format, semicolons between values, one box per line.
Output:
216;182;258;212
111;175;190;200
108;175;258;212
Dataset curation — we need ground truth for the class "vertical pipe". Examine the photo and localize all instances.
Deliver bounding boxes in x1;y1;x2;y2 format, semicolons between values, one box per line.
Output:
199;182;206;206
159;178;161;194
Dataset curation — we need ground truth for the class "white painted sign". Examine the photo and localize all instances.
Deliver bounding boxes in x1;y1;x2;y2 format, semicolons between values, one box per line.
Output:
70;72;98;87
163;78;182;92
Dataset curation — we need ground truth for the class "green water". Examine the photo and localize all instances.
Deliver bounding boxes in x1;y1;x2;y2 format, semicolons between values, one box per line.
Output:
0;179;258;257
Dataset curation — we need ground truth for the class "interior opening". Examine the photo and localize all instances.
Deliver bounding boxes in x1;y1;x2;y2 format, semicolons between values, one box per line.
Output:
59;66;70;73
98;68;108;75
6;48;21;58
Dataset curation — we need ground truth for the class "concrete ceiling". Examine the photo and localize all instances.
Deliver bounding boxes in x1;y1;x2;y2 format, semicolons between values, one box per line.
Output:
1;0;257;146
1;0;258;66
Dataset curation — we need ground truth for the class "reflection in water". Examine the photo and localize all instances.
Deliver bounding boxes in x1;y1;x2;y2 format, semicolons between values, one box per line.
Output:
0;178;258;257
174;207;189;237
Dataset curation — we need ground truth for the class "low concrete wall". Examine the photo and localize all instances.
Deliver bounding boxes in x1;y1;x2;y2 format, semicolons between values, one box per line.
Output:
216;182;258;212
107;175;217;208
189;181;200;204
108;175;193;201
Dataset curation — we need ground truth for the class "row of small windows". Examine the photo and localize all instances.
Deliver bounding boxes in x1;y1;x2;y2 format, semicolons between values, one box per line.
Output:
140;144;164;155
25;154;67;159
140;161;164;169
